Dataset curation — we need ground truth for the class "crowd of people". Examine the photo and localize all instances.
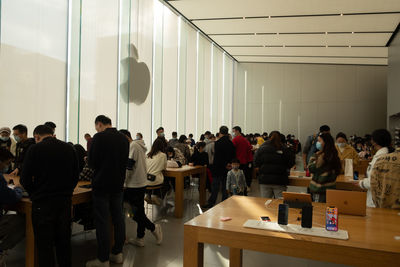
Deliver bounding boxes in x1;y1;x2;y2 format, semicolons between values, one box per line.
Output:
0;117;399;267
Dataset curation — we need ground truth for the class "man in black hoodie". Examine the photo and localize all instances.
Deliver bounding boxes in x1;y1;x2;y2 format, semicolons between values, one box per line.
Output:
86;115;129;267
21;125;79;267
202;126;235;209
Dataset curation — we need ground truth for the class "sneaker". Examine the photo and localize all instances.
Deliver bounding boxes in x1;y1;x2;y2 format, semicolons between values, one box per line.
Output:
109;253;123;264
151;224;163;245
86;259;110;267
129;237;145;247
144;194;153;204
151;195;162;206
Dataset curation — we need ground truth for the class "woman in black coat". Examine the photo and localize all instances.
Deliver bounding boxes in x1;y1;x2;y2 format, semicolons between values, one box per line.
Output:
254;131;295;198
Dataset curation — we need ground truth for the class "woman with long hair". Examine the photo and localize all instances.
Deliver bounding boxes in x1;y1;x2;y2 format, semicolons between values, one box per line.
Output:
146;137;167;205
308;133;342;202
254;131;295;199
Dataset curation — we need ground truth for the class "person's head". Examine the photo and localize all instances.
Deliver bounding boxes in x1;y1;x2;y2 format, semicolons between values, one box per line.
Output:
84;133;91;141
136;133;143;140
119;129;132;142
219;126;229;136
73;144;87;172
166;146;175;159
0;127;11;142
209;134;216;141
232;126;242;138
200;134;205;141
355;139;364;149
172;132;178;139
216;132;220;139
94;115;112;133
12;124;28;143
188;134;193;139
317;133;341;173
44;121;56;135
371;129;392;150
335;132;348;148
0;147;14;173
269;131;282;150
156;127;164;137
204;131;211;139
33;125;54;143
196;142;206;153
148;137;166;158
319;125;330;134
179;135;187;144
231;158;240;170
262;132;269;140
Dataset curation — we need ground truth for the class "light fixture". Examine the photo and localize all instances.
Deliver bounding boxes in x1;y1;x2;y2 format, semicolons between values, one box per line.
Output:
349;45;352;48
283;45;285;47
340;13;343;16
268;16;271;19
325;32;328;35
351;32;354;34
326;45;328;48
254;33;257;35
276;32;279;35
243;16;246;19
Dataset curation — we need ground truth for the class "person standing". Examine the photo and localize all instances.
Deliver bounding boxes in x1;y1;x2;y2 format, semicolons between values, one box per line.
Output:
302;125;330;171
119;130;162;247
254;131;295;199
10;124;35;176
84;133;93;152
86;116;129;267
202;126;235;209
232;126;253;192
20;125;79;267
335;132;359;172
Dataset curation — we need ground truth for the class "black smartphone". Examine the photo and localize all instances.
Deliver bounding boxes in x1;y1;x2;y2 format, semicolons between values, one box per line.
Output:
278;204;289;225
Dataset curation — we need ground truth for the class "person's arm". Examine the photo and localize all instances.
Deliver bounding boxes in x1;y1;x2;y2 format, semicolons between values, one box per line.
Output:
307;154;318;173
0;176;23;204
302;136;312;168
88;135;99;169
351;148;359;167
20;146;35;194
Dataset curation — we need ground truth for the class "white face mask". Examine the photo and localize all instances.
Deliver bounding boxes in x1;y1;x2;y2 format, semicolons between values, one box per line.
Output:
0;136;9;142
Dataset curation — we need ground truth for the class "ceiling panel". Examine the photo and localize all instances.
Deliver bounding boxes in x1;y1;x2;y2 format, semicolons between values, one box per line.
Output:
213;33;392;46
235;56;387;65
193;14;400;34
169;0;400;20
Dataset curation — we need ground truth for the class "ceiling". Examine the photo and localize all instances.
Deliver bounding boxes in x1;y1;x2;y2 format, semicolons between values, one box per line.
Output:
166;0;400;65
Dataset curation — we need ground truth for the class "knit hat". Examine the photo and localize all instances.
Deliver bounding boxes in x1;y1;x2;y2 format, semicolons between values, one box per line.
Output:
0;127;11;135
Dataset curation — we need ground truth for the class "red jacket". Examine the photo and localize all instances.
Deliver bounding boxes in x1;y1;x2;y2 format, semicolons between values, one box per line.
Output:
232;135;253;164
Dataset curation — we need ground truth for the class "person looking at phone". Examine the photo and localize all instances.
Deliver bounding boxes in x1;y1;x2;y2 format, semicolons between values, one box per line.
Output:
335;132;359;172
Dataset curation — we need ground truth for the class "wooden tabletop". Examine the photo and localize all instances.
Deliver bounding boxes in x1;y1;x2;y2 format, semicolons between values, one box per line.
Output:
163;165;206;177
185;196;400;255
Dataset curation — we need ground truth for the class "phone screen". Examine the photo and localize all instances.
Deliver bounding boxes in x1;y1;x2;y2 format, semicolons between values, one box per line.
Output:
261;216;271;222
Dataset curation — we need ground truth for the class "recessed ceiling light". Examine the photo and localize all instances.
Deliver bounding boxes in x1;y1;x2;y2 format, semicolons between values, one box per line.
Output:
268;16;271;19
326;45;328;48
349;45;352;48
283;45;285;47
340;13;343;16
254;33;257;35
243;16;246;19
325;32;328;35
351;32;354;34
276;32;279;35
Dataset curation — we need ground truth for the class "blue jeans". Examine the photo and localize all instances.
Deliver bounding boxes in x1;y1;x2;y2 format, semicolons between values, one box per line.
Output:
92;191;125;262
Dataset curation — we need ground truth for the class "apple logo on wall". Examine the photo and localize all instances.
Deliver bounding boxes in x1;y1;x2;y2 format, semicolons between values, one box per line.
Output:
121;44;151;105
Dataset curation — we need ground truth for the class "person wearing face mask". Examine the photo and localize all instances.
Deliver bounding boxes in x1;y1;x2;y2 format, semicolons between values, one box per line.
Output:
0;127;16;156
0;148;25;266
302;125;330;172
20;125;79;267
226;159;246;196
308;133;342;203
156;127;165;138
335;132;359;172
136;132;143;141
356;129;393;208
10;124;35;177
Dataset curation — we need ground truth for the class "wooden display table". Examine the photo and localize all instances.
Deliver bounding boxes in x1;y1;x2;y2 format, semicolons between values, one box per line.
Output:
184;196;400;267
163;165;207;218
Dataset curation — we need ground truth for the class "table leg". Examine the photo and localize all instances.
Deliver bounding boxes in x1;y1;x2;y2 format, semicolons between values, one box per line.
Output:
25;205;37;267
174;174;184;218
229;248;243;267
184;226;203;267
199;169;206;206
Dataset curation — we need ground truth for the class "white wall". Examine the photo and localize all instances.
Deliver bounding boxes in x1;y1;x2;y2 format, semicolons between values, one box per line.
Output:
388;32;400;118
233;62;387;143
0;0;67;140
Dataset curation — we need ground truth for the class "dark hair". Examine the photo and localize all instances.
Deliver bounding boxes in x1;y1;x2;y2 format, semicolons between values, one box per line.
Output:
166;146;175;158
319;125;330;133
269;131;282;150
172;132;178;137
336;132;347;142
233;126;242;133
84;133;91;138
209;134;215;140
216;133;220;138
73;144;87;172
148;137;166;158
44;122;56;130
33;125;54;136
319;133;341;174
196;142;206;149
372;129;392;148
179;135;187;143
156;127;164;133
219;126;229;135
119;129;132;139
0;147;14;162
13;124;27;135
231;158;240;164
204;131;211;136
280;134;286;144
137;133;143;139
95;115;112;125
189;134;193;138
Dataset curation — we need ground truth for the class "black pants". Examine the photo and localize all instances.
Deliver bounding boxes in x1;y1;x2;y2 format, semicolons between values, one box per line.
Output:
207;174;228;206
92;191;125;262
0;214;25;251
32;197;72;267
240;163;252;187
124;187;155;238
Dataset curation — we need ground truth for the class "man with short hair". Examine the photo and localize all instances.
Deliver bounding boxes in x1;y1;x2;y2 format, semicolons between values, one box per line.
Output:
10;124;35;176
86;115;129;267
44;121;57;136
202;126;235;209
84;133;93;151
156;127;165;138
21;125;79;267
232;126;253;192
168;132;179;147
302;125;330;170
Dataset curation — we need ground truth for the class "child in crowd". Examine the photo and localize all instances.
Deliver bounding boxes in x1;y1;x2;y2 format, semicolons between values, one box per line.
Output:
226;159;246;196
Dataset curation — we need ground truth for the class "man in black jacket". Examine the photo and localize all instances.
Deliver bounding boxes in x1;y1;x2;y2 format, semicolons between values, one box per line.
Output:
21;125;79;267
86;115;129;267
202;126;235;209
10;124;35;176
